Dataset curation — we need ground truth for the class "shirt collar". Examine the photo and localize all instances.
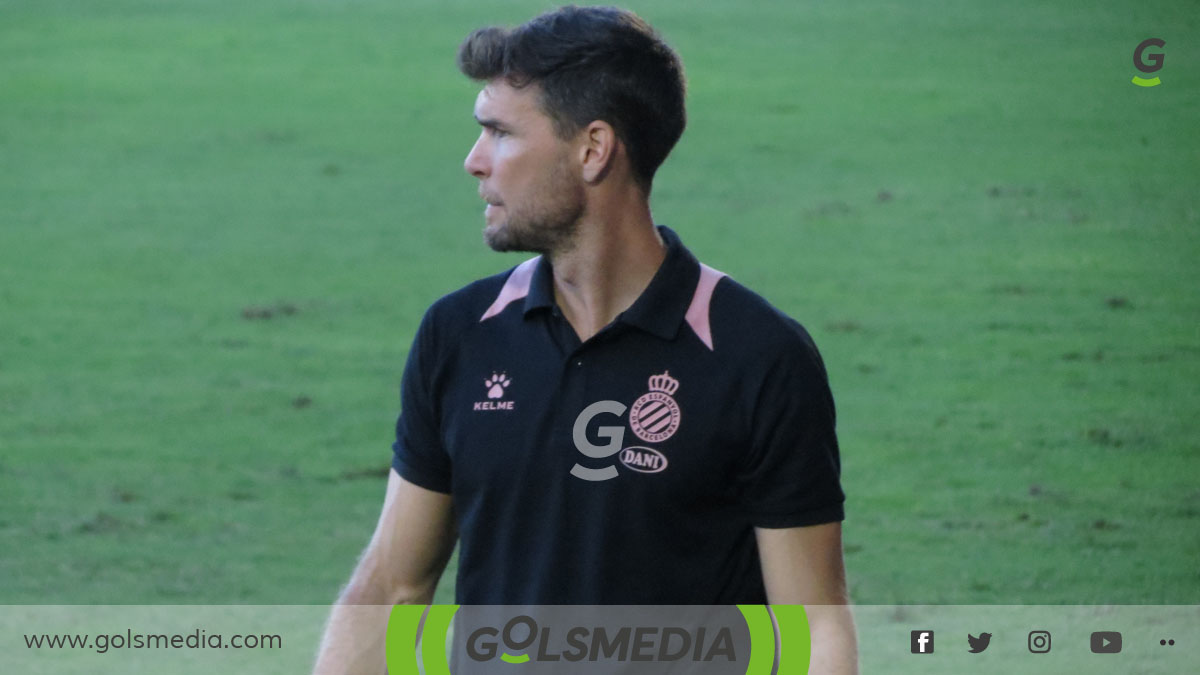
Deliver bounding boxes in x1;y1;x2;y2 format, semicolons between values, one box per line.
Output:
523;225;701;342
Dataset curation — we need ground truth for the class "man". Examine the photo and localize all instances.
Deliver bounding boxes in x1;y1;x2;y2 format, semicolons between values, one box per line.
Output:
313;6;856;674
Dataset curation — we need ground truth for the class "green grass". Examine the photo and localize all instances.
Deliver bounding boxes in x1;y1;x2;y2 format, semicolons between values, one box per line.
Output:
1;0;1198;606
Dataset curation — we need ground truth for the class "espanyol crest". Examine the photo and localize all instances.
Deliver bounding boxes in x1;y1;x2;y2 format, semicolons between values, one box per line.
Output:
628;371;681;443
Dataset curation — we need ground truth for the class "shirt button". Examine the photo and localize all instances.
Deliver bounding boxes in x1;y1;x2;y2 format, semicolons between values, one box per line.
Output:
575;360;583;367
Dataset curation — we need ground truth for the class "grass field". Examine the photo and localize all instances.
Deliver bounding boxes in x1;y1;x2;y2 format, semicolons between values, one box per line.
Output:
2;0;1198;608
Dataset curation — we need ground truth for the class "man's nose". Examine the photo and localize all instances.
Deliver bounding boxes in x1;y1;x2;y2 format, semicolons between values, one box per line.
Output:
464;134;488;178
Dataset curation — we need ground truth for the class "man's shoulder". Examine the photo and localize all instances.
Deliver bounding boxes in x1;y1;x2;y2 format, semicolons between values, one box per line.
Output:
707;272;823;364
418;260;534;336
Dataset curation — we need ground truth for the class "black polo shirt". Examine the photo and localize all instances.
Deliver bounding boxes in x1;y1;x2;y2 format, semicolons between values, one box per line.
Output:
391;226;843;604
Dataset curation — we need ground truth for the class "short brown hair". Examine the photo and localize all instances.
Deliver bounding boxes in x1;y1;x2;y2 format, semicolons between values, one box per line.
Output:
457;5;687;192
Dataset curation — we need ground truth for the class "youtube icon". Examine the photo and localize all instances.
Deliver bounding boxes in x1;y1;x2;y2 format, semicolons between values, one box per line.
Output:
1090;631;1122;654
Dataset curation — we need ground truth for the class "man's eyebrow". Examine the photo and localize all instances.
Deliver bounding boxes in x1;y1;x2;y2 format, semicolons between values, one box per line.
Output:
474;115;509;131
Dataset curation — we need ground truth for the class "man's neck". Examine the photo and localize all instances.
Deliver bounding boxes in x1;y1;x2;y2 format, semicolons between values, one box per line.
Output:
547;201;665;343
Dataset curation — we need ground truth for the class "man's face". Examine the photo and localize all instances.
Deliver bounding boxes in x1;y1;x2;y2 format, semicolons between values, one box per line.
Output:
464;80;585;254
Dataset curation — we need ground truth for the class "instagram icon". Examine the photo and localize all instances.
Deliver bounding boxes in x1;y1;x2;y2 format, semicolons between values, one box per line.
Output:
1028;630;1051;653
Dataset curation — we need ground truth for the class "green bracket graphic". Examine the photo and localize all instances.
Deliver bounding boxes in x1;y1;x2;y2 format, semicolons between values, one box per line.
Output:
737;604;777;674
1132;76;1161;87
771;605;810;674
386;604;460;675
421;605;460;675
385;605;427;675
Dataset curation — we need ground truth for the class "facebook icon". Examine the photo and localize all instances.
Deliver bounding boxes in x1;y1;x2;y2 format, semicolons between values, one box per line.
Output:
911;630;935;654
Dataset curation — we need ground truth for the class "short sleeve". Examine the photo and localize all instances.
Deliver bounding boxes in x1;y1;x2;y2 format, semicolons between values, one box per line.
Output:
738;324;844;528
391;309;453;493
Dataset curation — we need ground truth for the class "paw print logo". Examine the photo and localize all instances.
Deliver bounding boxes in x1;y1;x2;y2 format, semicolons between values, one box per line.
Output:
485;373;511;399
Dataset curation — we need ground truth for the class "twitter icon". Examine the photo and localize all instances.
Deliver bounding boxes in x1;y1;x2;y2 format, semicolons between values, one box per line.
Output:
968;633;992;653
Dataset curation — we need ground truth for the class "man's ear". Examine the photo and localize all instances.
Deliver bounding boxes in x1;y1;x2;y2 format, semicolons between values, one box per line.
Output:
578;120;619;184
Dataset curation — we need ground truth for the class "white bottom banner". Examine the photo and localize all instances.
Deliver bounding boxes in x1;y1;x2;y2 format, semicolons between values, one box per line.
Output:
2;604;1195;674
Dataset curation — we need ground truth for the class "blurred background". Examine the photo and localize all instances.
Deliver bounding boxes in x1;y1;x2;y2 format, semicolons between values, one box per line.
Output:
1;0;1197;605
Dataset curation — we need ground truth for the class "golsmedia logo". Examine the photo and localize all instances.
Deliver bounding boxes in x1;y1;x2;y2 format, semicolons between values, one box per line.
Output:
385;605;810;674
1132;38;1165;87
465;614;736;664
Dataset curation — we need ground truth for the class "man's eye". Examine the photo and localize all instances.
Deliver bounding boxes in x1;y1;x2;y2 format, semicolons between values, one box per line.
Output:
490;127;508;138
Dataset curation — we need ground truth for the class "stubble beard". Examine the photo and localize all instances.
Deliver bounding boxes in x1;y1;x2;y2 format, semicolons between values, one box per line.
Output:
483;156;585;255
